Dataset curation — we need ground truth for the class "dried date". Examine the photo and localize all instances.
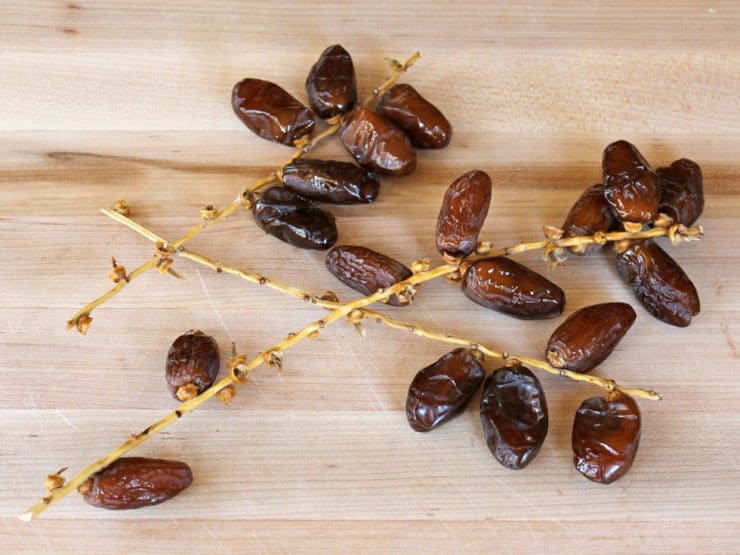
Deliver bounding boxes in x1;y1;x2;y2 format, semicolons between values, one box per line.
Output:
657;158;704;226
166;330;220;400
280;158;380;204
376;83;451;149
603;140;659;226
305;44;357;119
561;183;616;255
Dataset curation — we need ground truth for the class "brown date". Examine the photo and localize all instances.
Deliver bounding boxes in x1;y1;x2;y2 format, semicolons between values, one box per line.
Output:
376;83;452;149
305;44;357;119
231;78;315;145
166;330;220;400
253;187;337;250
561;183;617;255
461;257;565;319
603;140;659;226
546;303;636;373
405;348;485;432
616;240;699;327
339;105;417;176
657;158;704;226
280;158;379;204
572;391;641;484
325;245;412;306
435;170;492;259
78;457;193;510
480;363;548;470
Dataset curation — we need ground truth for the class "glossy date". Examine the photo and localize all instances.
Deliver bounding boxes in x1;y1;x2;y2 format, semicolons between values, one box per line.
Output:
561;183;616;255
657;158;704;226
376;83;451;149
603;140;659;226
165;330;220;400
281;158;380;204
305;44;357;119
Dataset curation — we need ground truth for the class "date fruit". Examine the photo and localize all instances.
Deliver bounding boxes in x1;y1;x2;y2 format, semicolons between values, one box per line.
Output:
435;170;492;259
305;44;357;119
325;245;413;306
657;158;704;226
78;457;193;510
253;187;337;250
480;363;548;469
572;391;641;484
232;78;315;145
166;330;220;400
546;303;636;373
376;83;451;149
280;158;380;204
405;348;485;432
616;240;700;327
339;105;417;176
603;140;659;226
561;183;617;255
461;257;565;319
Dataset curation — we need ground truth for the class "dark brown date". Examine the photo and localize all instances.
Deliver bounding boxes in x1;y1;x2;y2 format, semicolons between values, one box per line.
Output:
461;257;565;319
657;158;704;226
603;140;659;226
339;106;417;176
305;44;357;119
325;245;412;306
405;348;485;432
376;83;452;149
253;187;337;250
166;330;220;400
572;391;641;484
435;170;492;259
280;158;379;204
561;183;617;255
231;78;315;145
546;303;636;373
480;363;548;469
616;240;700;327
78;457;193;510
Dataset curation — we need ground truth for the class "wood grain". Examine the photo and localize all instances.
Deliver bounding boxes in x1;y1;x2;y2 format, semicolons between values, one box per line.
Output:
1;1;738;552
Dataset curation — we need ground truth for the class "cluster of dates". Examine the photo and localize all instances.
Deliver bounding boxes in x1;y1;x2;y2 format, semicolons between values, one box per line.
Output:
231;45;451;250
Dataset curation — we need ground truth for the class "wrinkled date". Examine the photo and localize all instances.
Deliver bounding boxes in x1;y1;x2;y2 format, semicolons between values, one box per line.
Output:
166;330;220;400
305;44;357;119
281;158;380;204
232;78;315;145
405;348;485;432
546;303;636;373
603;140;659;226
253;187;337;250
435;170;492;259
78;457;193;510
376;83;452;149
657;158;704;226
572;391;641;484
339;105;417;176
616;240;700;327
325;245;412;306
561;183;616;255
480;363;549;469
461;257;565;319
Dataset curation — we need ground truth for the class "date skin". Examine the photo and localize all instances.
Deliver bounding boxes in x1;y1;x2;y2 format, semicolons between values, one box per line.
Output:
78;457;193;510
435;170;492;259
253;187;337;250
603;140;659;225
325;245;412;306
376;83;452;149
339;106;417;176
546;303;636;373
616;240;700;327
561;183;617;255
405;348;485;432
281;158;380;204
480;364;548;469
166;330;220;400
305;44;357;119
572;391;641;484
657;158;704;226
232;78;315;145
461;257;565;319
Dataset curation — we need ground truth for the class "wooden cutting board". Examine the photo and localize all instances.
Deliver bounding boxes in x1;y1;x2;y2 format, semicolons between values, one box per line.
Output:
1;1;738;552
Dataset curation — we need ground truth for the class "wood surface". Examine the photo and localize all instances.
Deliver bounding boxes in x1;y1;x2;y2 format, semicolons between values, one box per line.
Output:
1;1;739;553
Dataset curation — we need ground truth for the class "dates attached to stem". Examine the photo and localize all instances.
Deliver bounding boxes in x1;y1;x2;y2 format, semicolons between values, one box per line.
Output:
657;158;704;227
166;330;221;401
561;183;616;255
377;83;451;149
603;140;659;228
305;44;357;119
281;159;380;204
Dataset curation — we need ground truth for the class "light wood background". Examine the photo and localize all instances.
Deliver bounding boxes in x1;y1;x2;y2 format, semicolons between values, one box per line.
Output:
1;1;738;553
